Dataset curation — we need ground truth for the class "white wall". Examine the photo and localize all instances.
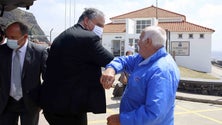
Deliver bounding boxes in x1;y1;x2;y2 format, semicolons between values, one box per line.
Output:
102;33;125;52
126;19;135;34
172;32;212;72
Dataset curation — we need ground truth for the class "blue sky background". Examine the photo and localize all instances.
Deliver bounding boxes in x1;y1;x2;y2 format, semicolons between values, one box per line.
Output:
22;0;222;52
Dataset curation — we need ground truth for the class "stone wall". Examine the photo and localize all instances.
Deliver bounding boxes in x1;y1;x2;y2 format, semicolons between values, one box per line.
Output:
178;78;222;96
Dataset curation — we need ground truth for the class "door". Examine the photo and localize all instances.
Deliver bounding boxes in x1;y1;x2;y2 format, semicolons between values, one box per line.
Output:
112;40;125;57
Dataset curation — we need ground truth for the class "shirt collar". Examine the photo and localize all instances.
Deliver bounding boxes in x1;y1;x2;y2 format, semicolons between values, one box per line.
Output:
139;56;151;66
139;47;167;66
0;38;6;45
16;39;28;53
78;23;86;29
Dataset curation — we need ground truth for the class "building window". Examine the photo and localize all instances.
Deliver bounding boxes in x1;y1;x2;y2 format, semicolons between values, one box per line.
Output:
200;34;204;39
178;34;183;39
189;34;193;39
136;20;151;34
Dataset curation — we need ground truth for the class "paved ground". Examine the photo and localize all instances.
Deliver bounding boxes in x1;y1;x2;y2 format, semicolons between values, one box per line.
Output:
35;65;222;125
37;88;222;125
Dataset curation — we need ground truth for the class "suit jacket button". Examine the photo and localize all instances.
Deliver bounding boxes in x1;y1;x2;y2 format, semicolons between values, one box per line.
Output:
26;90;30;94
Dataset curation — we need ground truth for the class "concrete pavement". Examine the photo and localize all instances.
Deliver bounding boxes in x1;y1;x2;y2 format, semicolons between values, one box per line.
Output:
38;88;222;125
36;65;222;124
176;92;222;105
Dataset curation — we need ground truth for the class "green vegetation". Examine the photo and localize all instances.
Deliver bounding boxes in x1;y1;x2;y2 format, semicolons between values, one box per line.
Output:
179;66;219;80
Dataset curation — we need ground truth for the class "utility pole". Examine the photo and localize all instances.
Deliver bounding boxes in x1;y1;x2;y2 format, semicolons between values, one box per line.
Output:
156;0;158;20
69;0;71;27
65;0;67;30
74;0;76;24
50;28;53;43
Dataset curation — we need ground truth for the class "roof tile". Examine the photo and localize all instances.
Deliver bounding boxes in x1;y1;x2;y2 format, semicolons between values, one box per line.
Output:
111;5;186;21
104;6;214;33
104;23;126;33
159;22;215;32
104;22;214;33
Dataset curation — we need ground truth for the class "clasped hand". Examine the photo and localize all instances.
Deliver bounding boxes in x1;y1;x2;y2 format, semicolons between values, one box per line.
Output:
100;68;116;89
107;114;120;125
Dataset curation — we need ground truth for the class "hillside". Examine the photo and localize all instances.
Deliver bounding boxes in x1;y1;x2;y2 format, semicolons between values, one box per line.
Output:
0;8;48;42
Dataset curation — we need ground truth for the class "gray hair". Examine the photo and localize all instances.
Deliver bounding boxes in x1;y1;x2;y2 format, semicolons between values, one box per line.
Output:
77;8;104;23
142;26;166;48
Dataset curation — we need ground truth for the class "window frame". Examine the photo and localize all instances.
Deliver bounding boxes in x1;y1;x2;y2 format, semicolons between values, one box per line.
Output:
136;20;151;34
189;34;193;39
178;34;183;39
200;34;204;39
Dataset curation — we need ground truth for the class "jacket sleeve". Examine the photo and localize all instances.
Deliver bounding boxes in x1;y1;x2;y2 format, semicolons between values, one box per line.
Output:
88;38;114;67
120;68;176;125
40;47;48;81
106;54;141;74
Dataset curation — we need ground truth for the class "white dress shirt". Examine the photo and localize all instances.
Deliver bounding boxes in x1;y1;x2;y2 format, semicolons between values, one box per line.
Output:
11;40;28;69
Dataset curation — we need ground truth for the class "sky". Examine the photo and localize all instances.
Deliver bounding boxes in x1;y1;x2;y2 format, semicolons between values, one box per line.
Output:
21;0;222;52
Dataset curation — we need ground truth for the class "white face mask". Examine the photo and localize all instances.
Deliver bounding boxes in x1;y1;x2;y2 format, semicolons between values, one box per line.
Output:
92;25;103;38
6;36;24;50
7;39;20;50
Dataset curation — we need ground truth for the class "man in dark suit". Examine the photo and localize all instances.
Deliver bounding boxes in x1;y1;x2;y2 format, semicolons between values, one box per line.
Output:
0;22;48;125
40;8;114;125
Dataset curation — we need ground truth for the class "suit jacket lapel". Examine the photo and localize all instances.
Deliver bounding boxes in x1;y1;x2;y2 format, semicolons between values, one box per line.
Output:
22;42;32;80
6;50;13;91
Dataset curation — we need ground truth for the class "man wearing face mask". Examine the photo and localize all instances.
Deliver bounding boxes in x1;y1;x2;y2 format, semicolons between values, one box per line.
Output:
0;22;48;125
39;8;114;125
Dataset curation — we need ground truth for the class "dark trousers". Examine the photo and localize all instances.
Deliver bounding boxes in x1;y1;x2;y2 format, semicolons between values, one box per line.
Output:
44;112;87;125
0;97;39;125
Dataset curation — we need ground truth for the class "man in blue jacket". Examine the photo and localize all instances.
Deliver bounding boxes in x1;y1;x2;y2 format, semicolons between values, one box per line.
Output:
100;26;180;125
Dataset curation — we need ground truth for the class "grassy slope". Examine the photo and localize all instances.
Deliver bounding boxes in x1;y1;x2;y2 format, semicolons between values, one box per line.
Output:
179;66;219;80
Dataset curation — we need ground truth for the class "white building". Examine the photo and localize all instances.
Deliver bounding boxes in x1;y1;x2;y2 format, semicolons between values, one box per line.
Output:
102;5;215;73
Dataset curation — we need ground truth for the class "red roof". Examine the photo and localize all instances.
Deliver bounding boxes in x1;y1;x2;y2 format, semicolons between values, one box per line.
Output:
111;5;186;21
104;22;214;33
104;6;214;33
159;22;215;32
104;23;126;33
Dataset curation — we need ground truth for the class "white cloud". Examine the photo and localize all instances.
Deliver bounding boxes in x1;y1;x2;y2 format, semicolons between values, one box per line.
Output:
196;3;222;51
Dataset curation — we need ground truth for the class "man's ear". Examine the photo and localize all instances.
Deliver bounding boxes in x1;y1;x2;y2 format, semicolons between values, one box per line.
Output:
24;34;28;39
145;38;152;46
83;17;89;26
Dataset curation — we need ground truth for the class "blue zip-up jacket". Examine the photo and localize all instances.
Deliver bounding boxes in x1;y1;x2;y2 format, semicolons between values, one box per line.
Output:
106;47;180;125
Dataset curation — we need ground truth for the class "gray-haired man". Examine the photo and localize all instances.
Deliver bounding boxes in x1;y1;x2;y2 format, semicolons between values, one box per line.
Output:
40;8;114;125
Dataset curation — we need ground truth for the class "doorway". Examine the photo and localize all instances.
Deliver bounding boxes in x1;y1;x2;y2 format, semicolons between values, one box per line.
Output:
112;40;125;56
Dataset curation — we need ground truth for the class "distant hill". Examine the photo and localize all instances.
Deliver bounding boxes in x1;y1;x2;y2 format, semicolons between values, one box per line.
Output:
0;8;48;42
